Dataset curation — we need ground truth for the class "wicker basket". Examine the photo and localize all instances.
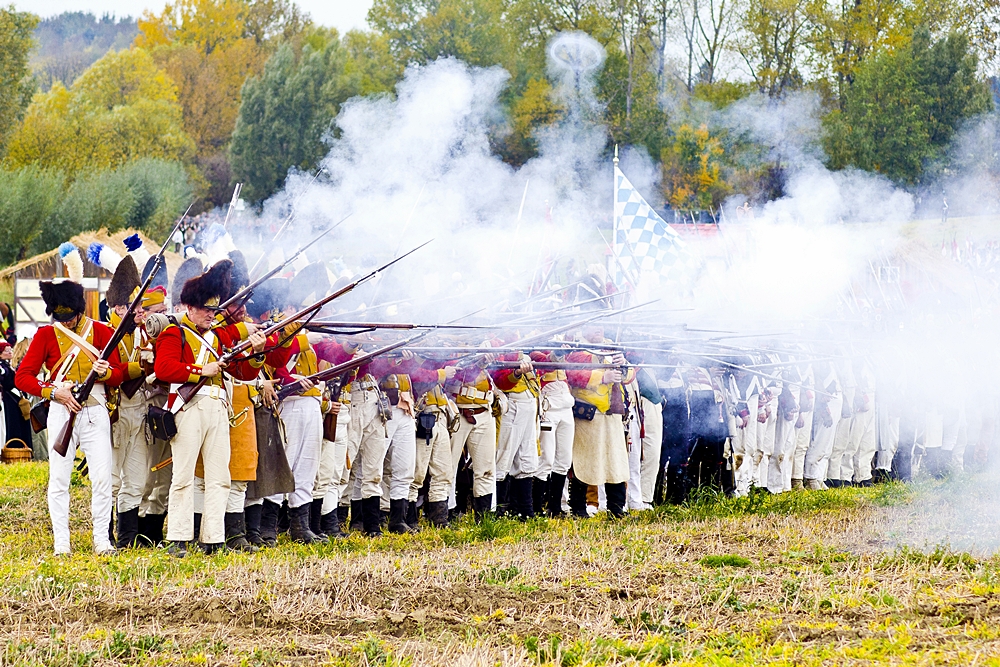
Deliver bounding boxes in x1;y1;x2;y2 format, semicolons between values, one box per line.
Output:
1;439;32;464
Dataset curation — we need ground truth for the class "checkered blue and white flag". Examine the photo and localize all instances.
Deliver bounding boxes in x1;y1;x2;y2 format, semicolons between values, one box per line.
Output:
613;165;695;285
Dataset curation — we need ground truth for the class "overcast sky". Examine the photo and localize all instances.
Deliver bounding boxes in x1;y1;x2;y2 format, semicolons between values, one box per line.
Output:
13;0;374;33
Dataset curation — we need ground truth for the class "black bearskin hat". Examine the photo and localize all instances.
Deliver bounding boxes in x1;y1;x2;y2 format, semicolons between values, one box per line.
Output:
171;257;203;307
40;281;86;322
224;250;250;302
245;278;289;321
181;259;233;309
288;261;330;308
106;256;140;308
141;255;169;292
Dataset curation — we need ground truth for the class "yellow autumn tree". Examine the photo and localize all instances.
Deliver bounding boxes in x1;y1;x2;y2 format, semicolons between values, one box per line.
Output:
6;48;195;173
134;0;308;203
661;124;729;211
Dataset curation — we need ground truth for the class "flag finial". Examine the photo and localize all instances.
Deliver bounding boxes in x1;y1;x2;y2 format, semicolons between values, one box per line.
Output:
613;144;619;166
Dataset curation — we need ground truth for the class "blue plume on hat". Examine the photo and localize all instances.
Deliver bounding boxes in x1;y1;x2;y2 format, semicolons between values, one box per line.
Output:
123;234;143;252
58;242;76;258
86;242;123;273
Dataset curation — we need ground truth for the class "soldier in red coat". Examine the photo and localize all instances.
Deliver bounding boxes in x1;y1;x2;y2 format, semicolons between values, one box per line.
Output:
153;259;266;556
16;254;128;555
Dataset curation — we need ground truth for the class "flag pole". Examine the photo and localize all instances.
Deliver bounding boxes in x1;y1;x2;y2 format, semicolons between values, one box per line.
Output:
612;144;620;288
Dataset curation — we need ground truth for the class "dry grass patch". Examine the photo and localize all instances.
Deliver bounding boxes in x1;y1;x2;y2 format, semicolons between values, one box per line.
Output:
3;462;1000;665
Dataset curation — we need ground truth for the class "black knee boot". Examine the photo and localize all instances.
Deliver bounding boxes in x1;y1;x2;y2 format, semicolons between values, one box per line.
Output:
288;504;326;544
320;507;345;539
349;499;364;532
138;512;166;547
193;512;202;542
547;473;566;517
362;496;383;537
337;504;350;527
244;504;265;547
225;512;257;551
116;507;139;549
277;500;289;534
568;475;590;518
471;494;493;522
310;499;324;536
405;500;419;530
509;477;534;520
605;482;627;518
388;498;415;534
259;500;280;547
532;476;548;516
495;476;511;516
425;500;449;528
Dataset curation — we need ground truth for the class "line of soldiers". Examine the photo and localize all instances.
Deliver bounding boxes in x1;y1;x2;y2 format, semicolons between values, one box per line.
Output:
18;239;937;557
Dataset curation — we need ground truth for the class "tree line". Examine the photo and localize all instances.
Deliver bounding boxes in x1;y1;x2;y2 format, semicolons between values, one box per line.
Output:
0;0;997;265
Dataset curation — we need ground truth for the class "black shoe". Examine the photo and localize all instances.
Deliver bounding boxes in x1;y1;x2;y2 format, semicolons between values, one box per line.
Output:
137;512;166;547
825;479;842;488
872;469;891;484
856;478;874;488
405;500;420;530
548;473;567;517
259;500;281;547
388;498;415;534
337;505;349;528
193;512;202;542
568;475;590;518
362;496;383;537
166;541;188;558
310;499;324;536
426;500;449;528
244;504;265;547
532;476;548;516
471;494;493;522
509;477;534;520
605;482;627;518
349;499;364;532
320;509;346;539
448;508;465;525
200;542;226;555
289;504;326;544
225;512;258;552
116;507;140;549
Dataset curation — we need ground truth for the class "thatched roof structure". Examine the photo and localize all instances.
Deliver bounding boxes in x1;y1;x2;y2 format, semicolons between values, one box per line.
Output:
0;229;182;281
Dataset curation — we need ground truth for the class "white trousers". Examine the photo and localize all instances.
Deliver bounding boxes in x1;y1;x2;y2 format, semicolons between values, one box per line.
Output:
195;477;248;513
729;394;758;496
350;389;389;500
140;395;171;516
451;406;496;498
167;394;230;544
804;395;843;481
639;397;663;504
47;401;114;553
410;406;453;503
112;402;147;512
827;388;856;480
537;406;574;478
767;414;797;493
791;408;814;480
876;406;900;471
382;405;417;501
627;405;643;509
269;396;322;509
849;407;877;481
496;391;538;480
316;405;351;514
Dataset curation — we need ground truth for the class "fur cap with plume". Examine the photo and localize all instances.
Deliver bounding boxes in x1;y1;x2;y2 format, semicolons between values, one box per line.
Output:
181;259;232;309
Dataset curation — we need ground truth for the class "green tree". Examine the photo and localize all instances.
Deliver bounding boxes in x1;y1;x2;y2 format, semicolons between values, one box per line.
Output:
823;29;992;184
0;7;38;155
738;0;808;97
0;165;62;265
230;30;372;202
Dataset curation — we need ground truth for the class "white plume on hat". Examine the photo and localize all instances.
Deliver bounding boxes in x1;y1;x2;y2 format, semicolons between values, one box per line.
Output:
86;242;123;274
58;242;84;283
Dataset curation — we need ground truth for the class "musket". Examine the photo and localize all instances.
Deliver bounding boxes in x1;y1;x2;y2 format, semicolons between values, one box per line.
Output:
52;212;188;458
303;321;498;331
489;361;681;370
277;332;429;401
175;241;432;404
222;215;350;310
222;183;242;228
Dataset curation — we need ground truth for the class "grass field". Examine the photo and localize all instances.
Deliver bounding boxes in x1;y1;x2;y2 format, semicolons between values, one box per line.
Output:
1;462;999;666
